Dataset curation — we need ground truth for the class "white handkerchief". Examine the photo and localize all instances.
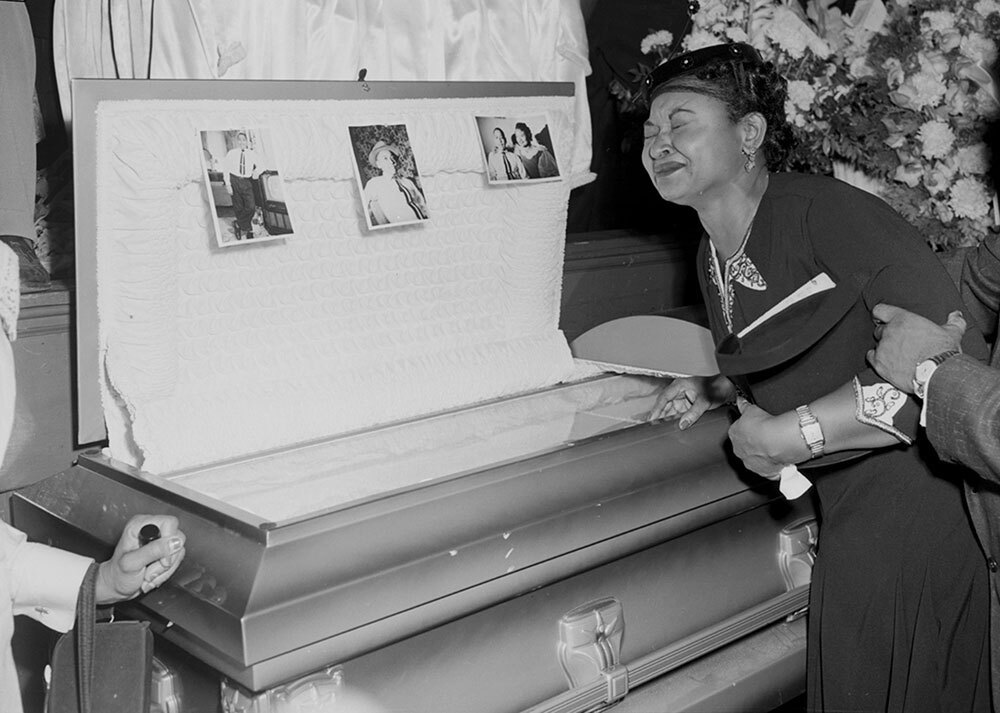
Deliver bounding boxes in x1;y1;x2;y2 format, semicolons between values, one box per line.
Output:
778;464;812;499
737;273;836;338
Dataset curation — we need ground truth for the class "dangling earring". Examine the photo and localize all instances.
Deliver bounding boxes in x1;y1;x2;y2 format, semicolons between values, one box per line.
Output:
742;147;756;173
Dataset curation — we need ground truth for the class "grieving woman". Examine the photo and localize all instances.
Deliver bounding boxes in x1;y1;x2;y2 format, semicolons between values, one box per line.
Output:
643;43;991;712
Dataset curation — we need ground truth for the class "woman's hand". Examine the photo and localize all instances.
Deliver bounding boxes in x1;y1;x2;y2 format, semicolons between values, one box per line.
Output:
95;515;186;605
649;375;736;429
729;400;810;479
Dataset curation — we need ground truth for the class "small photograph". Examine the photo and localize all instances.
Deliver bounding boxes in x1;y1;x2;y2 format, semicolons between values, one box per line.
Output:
476;114;561;184
347;124;430;230
199;127;294;247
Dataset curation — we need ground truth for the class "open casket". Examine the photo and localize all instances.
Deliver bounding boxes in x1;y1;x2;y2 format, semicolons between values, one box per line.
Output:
12;79;815;712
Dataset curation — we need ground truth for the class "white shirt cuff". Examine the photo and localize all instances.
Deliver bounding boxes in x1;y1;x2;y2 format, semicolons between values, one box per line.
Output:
919;373;934;427
11;542;93;632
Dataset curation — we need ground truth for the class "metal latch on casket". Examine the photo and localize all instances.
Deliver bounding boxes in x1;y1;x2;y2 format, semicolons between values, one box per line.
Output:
779;516;818;622
558;597;628;707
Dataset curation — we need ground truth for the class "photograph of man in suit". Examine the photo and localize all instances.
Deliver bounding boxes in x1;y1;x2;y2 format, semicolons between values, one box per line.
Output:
223;131;262;240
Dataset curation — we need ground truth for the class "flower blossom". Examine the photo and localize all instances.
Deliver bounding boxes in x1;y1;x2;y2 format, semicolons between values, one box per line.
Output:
906;70;948;109
683;27;724;52
882;57;905;88
787;80;817;111
641;30;674;56
692;0;732;28
933;199;955;224
923;11;957;33
848;56;875;79
949;177;992;220
894;160;924;188
936;28;963;53
923;167;953;196
723;25;749;43
974;0;1000;16
764;6;830;59
960;32;998;66
785;101;807;128
918;50;950;77
947;85;977;115
955;143;990;175
918;119;956;159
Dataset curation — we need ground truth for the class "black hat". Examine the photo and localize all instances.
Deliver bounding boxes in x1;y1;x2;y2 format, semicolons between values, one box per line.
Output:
642;42;763;104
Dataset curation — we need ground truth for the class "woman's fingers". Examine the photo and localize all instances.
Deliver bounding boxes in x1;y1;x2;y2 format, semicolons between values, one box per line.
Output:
650;384;696;421
678;395;710;429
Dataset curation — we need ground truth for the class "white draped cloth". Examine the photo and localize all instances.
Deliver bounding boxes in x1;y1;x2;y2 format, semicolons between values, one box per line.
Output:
52;0;594;185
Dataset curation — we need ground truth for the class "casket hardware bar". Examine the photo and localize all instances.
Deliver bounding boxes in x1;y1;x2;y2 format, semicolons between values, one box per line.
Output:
558;598;628;708
526;586;809;713
221;666;345;712
778;517;818;594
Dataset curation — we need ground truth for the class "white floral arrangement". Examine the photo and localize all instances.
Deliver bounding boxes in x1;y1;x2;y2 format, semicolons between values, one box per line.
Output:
623;0;1000;249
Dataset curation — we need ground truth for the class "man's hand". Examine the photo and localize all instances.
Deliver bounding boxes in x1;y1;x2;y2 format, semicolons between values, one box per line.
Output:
866;304;966;393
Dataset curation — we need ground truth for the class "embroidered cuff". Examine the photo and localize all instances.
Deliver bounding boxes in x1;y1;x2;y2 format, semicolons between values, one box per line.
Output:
852;376;913;445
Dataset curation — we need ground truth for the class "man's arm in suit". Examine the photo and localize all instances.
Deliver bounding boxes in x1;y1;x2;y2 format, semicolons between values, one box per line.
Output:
960;234;1000;345
926;354;1000;482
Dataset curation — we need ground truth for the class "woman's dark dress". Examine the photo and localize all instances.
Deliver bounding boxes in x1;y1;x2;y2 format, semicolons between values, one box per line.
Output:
697;173;991;713
518;145;559;179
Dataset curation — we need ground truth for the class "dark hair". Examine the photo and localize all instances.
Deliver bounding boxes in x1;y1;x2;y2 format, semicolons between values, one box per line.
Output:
648;44;794;170
513;122;534;147
493;127;508;143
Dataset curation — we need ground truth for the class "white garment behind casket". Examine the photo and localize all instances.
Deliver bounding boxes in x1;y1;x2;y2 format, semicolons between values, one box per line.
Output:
53;0;593;185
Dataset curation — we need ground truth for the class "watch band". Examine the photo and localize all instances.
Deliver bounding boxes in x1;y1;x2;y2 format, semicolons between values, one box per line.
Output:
795;404;825;459
913;348;960;399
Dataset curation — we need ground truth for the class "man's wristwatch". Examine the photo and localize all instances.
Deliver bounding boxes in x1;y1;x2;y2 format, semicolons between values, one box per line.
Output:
912;349;960;399
795;404;825;459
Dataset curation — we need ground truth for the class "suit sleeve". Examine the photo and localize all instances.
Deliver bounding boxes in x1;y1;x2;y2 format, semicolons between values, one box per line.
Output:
926;354;1000;482
807;183;990;443
960;234;1000;344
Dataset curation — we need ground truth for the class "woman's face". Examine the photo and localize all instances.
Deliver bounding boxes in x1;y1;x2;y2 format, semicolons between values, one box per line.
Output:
642;90;746;207
513;128;527;146
493;129;506;151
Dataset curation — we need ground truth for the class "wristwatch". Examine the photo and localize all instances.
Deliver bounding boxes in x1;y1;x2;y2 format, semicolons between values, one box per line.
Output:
795;404;825;459
912;349;960;399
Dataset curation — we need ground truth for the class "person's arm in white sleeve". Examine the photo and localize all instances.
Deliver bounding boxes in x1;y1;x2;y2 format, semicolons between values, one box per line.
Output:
2;520;91;633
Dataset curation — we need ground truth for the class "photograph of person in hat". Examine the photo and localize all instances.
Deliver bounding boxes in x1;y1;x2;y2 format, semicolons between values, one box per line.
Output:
348;124;429;230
